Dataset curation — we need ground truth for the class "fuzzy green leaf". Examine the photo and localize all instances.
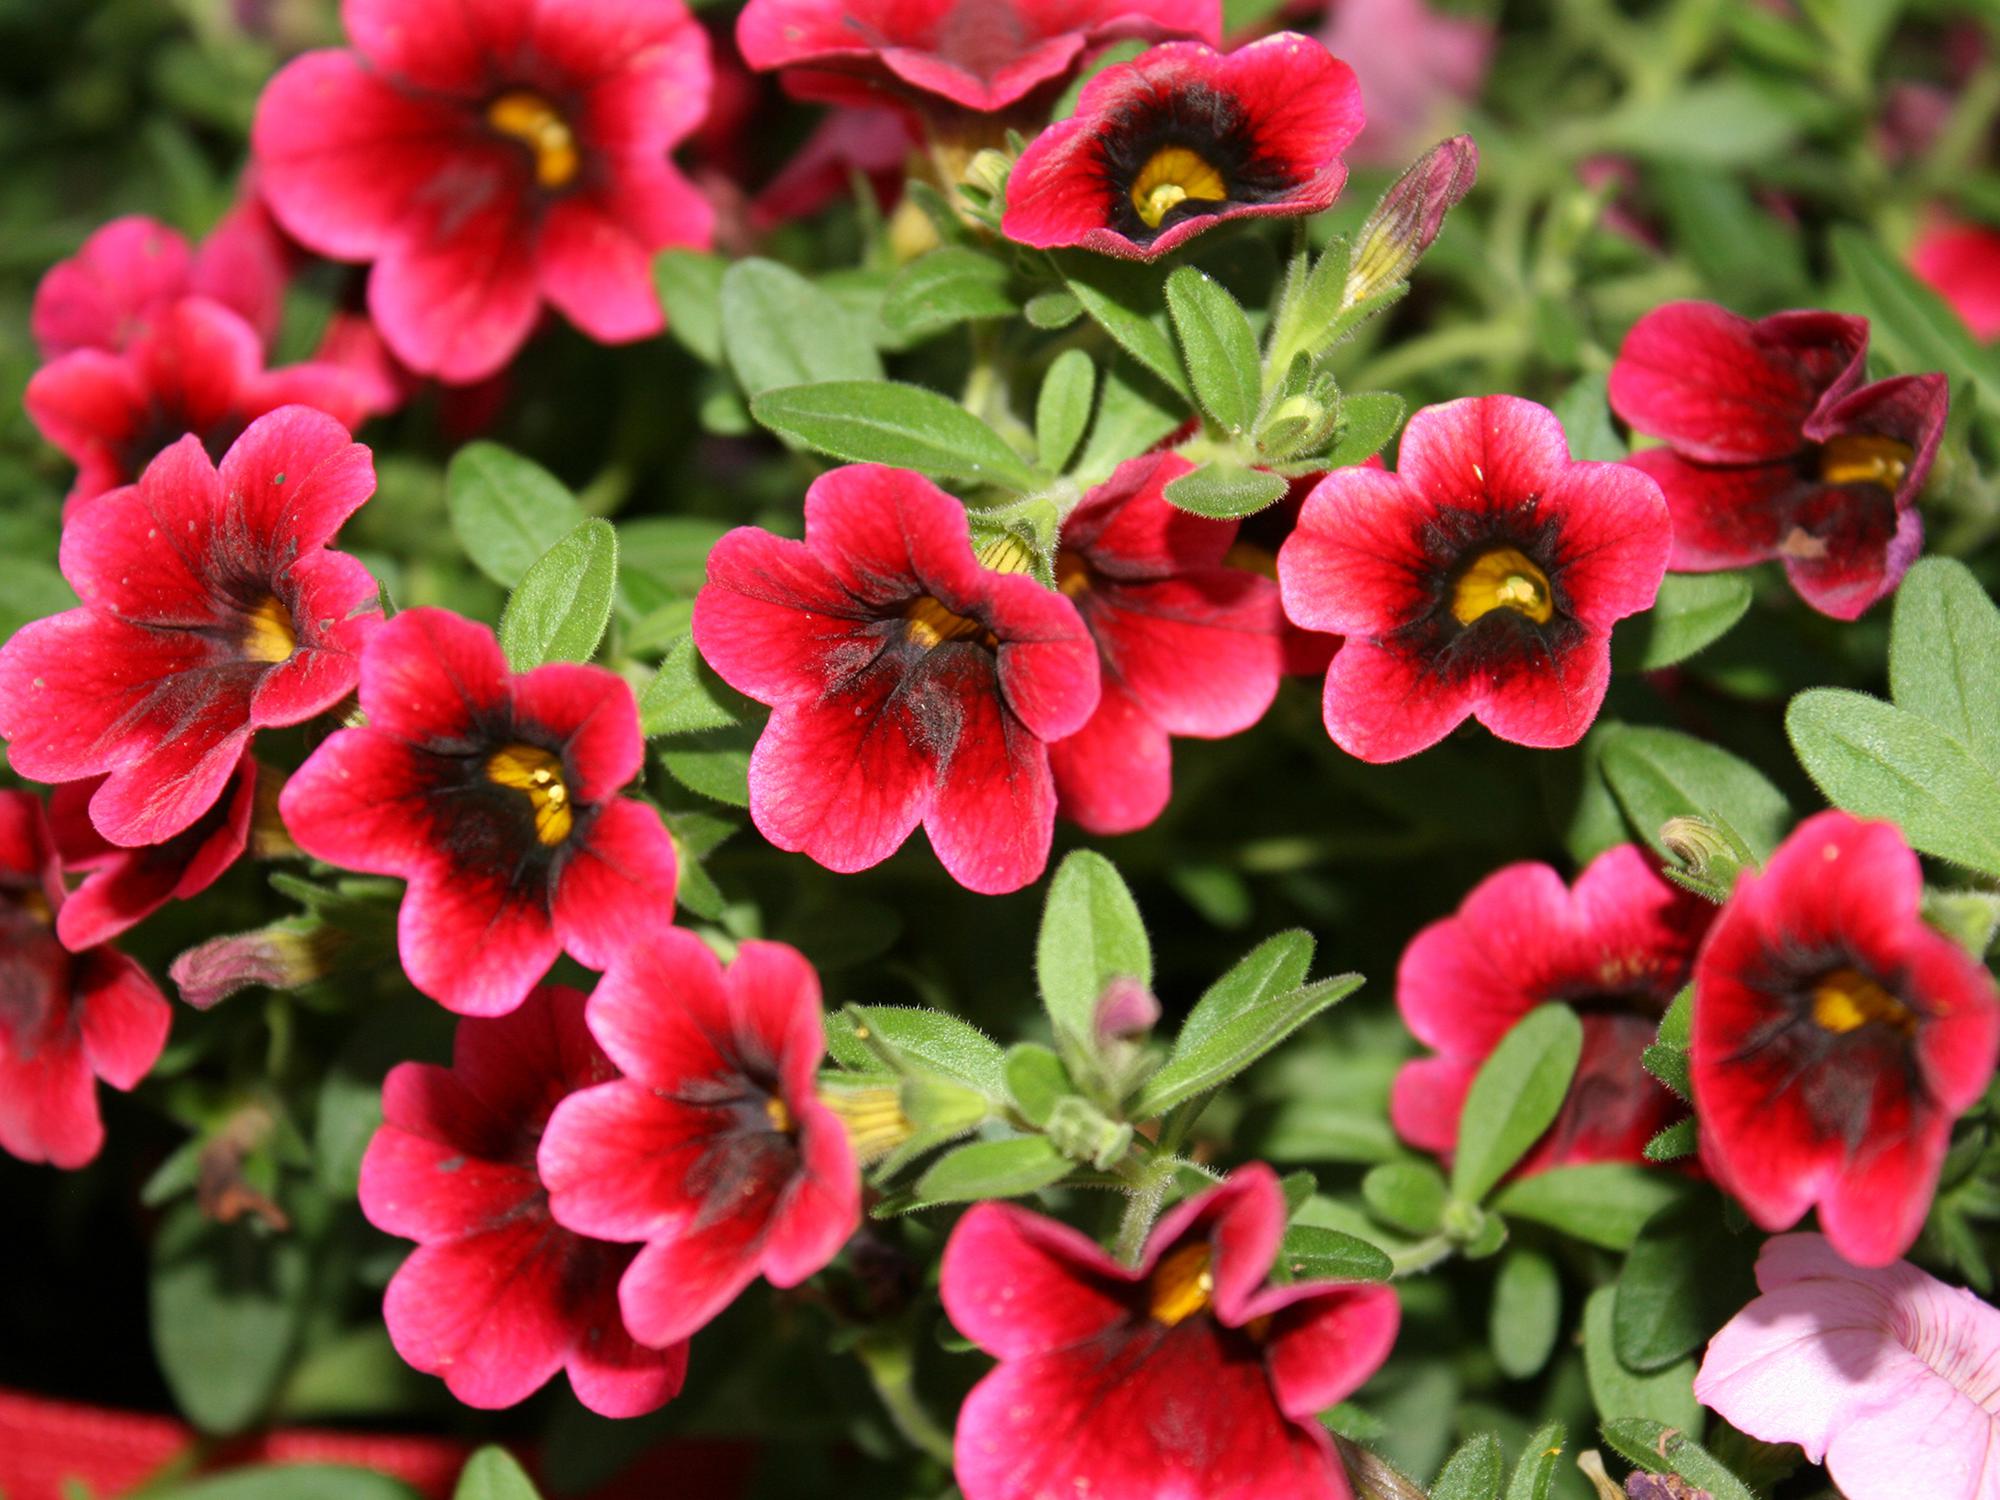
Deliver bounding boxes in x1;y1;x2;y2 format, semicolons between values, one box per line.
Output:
1450;1005;1584;1203
498;519;617;670
751;381;1041;492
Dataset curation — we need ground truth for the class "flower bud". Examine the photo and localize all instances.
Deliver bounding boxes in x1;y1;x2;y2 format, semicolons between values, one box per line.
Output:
1046;1094;1133;1170
169;923;346;1011
1093;976;1160;1045
1658;816;1743;895
1344;134;1479;308
1333;1436;1427;1500
963;148;1013;201
822;1080;917;1165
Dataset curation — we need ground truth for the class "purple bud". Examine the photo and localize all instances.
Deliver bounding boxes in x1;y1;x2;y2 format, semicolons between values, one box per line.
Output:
1346;134;1480;305
171;924;343;1011
1627;1475;1711;1500
1093;977;1160;1044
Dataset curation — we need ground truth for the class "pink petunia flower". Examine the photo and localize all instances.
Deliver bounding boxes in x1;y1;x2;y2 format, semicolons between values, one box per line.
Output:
1608;301;1949;620
361;983;687;1416
1692;812;2000;1267
538;932;860;1350
0;407;380;849
47;752;259;953
253;0;714;383
1912;216;2000;343
736;0;1218;116
0;791;171;1170
1048;452;1285;835
24;295;373;513
691;465;1100;895
277;607;678;1018
940;1163;1400;1500
1278;394;1671;762
1001;34;1364;261
1393;844;1715;1175
1696;1233;2000;1500
1318;0;1492;168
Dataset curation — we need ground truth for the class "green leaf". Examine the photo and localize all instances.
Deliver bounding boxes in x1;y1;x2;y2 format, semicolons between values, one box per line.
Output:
1643;1117;1698;1163
1653;165;1807;309
1494;1165;1691;1251
1135;976;1360;1118
1832;226;2000;418
1614;1189;1758;1372
751;381;1041;492
639;636;748;738
1600;724;1792;863
1264;239;1350;377
1036;850;1152;1053
910;1135;1074;1206
454;1448;542;1500
150;1467;421;1500
1788;688;2000;876
1073;358;1183;482
1613;573;1754;672
1361;1161;1448;1235
1323;391;1406;469
1640;1043;1690;1101
659;721;757;807
1024;288;1084;329
653;249;726;364
1178;930;1314;1057
1161;463;1289;518
1430;1435;1505;1500
1165;265;1262;433
720;258;883;396
618;516;728;600
881;246;1018;341
1503;1422;1566;1500
1490;1247;1562;1380
1004;1042;1070;1127
1889;556;2000;772
1584;1286;1702;1433
1599;1421;1757;1500
1276;1224;1393;1282
1602;80;1799;165
1551;374;1626;462
1061;255;1191;398
1450;1005;1584;1204
498;519;617;670
446;442;587;588
1036;349;1096;475
851;1006;1007;1099
151;1204;309;1434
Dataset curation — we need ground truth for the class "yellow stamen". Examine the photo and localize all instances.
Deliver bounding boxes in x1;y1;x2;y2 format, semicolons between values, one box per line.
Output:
1819;434;1913;492
16;888;53;926
976;533;1037;576
1131;147;1228;230
485;743;573;846
487;90;581;191
764;1095;795;1134
902;535;1035;647
1451;546;1554;626
241;595;298;664
1811;967;1916;1037
1055;549;1091;597
1148;1242;1215;1327
823;1083;913;1164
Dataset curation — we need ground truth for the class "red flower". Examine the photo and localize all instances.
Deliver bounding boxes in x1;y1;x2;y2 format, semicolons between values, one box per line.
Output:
1691;811;2000;1267
0;791;171;1170
0;408;380;849
1278;395;1670;763
1392;844;1716;1175
252;0;714;383
691;465;1100;895
31;212;286;360
538;932;859;1349
25;296;373;512
1048;453;1284;835
939;1163;1399;1500
277;608;677;1017
1608;301;1950;620
360;983;687;1416
47;752;259;953
1911;216;2000;342
1001;35;1364;261
736;0;1217;115
750;107;916;232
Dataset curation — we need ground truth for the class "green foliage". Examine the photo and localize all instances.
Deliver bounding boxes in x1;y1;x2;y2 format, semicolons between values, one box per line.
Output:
453;1449;543;1500
1489;1248;1562;1381
1430;1436;1506;1500
1036;851;1153;1063
1166;266;1263;435
446;443;587;589
151;1205;309;1435
720;258;883;394
1450;1006;1584;1204
497;519;617;669
751;381;1042;491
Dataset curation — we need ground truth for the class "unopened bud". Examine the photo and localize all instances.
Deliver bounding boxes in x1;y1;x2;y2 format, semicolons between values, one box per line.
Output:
1658;816;1741;894
1345;134;1479;308
170;923;345;1011
1047;1095;1133;1170
1627;1475;1711;1500
1258;392;1336;459
822;1081;917;1166
963;148;1013;200
247;763;298;859
1093;977;1160;1046
1333;1436;1427;1500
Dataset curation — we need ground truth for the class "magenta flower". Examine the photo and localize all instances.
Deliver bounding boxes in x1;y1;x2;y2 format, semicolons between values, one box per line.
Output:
539;932;860;1350
1696;1233;2000;1500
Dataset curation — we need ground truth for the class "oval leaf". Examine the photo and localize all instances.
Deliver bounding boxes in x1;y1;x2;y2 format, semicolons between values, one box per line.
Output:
446;442;587;589
498;519;618;670
1450;1004;1584;1204
751;381;1041;492
911;1135;1073;1207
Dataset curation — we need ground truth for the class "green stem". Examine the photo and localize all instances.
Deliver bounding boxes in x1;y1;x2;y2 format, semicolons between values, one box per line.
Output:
1112;1159;1174;1265
856;1333;955;1466
1388;1233;1456;1280
1356;321;1531;391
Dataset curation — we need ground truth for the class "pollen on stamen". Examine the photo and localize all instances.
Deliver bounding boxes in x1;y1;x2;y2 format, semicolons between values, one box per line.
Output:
485;742;574;845
1130;147;1228;229
1147;1242;1215;1327
487;90;582;190
242;595;299;664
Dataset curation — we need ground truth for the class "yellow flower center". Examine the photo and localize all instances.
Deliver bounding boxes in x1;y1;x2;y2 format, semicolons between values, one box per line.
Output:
1148;1242;1215;1327
487;90;581;190
485;743;573;846
1055;549;1091;597
14;887;53;927
1131;147;1228;229
241;595;298;664
1811;967;1916;1037
1818;434;1914;492
1451;547;1554;626
764;1095;795;1135
902;534;1037;648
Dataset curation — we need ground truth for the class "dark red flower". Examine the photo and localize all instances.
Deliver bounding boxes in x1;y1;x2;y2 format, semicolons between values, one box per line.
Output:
1691;811;2000;1267
360;983;687;1415
691;465;1100;895
1608;301;1950;620
737;0;1217;115
1393;844;1716;1175
0;408;380;848
538;932;859;1349
253;0;714;383
1278;395;1670;762
277;607;677;1017
0;791;171;1170
25;296;373;512
1048;453;1284;835
940;1163;1399;1500
1911;216;2000;342
1001;34;1363;261
48;752;258;953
